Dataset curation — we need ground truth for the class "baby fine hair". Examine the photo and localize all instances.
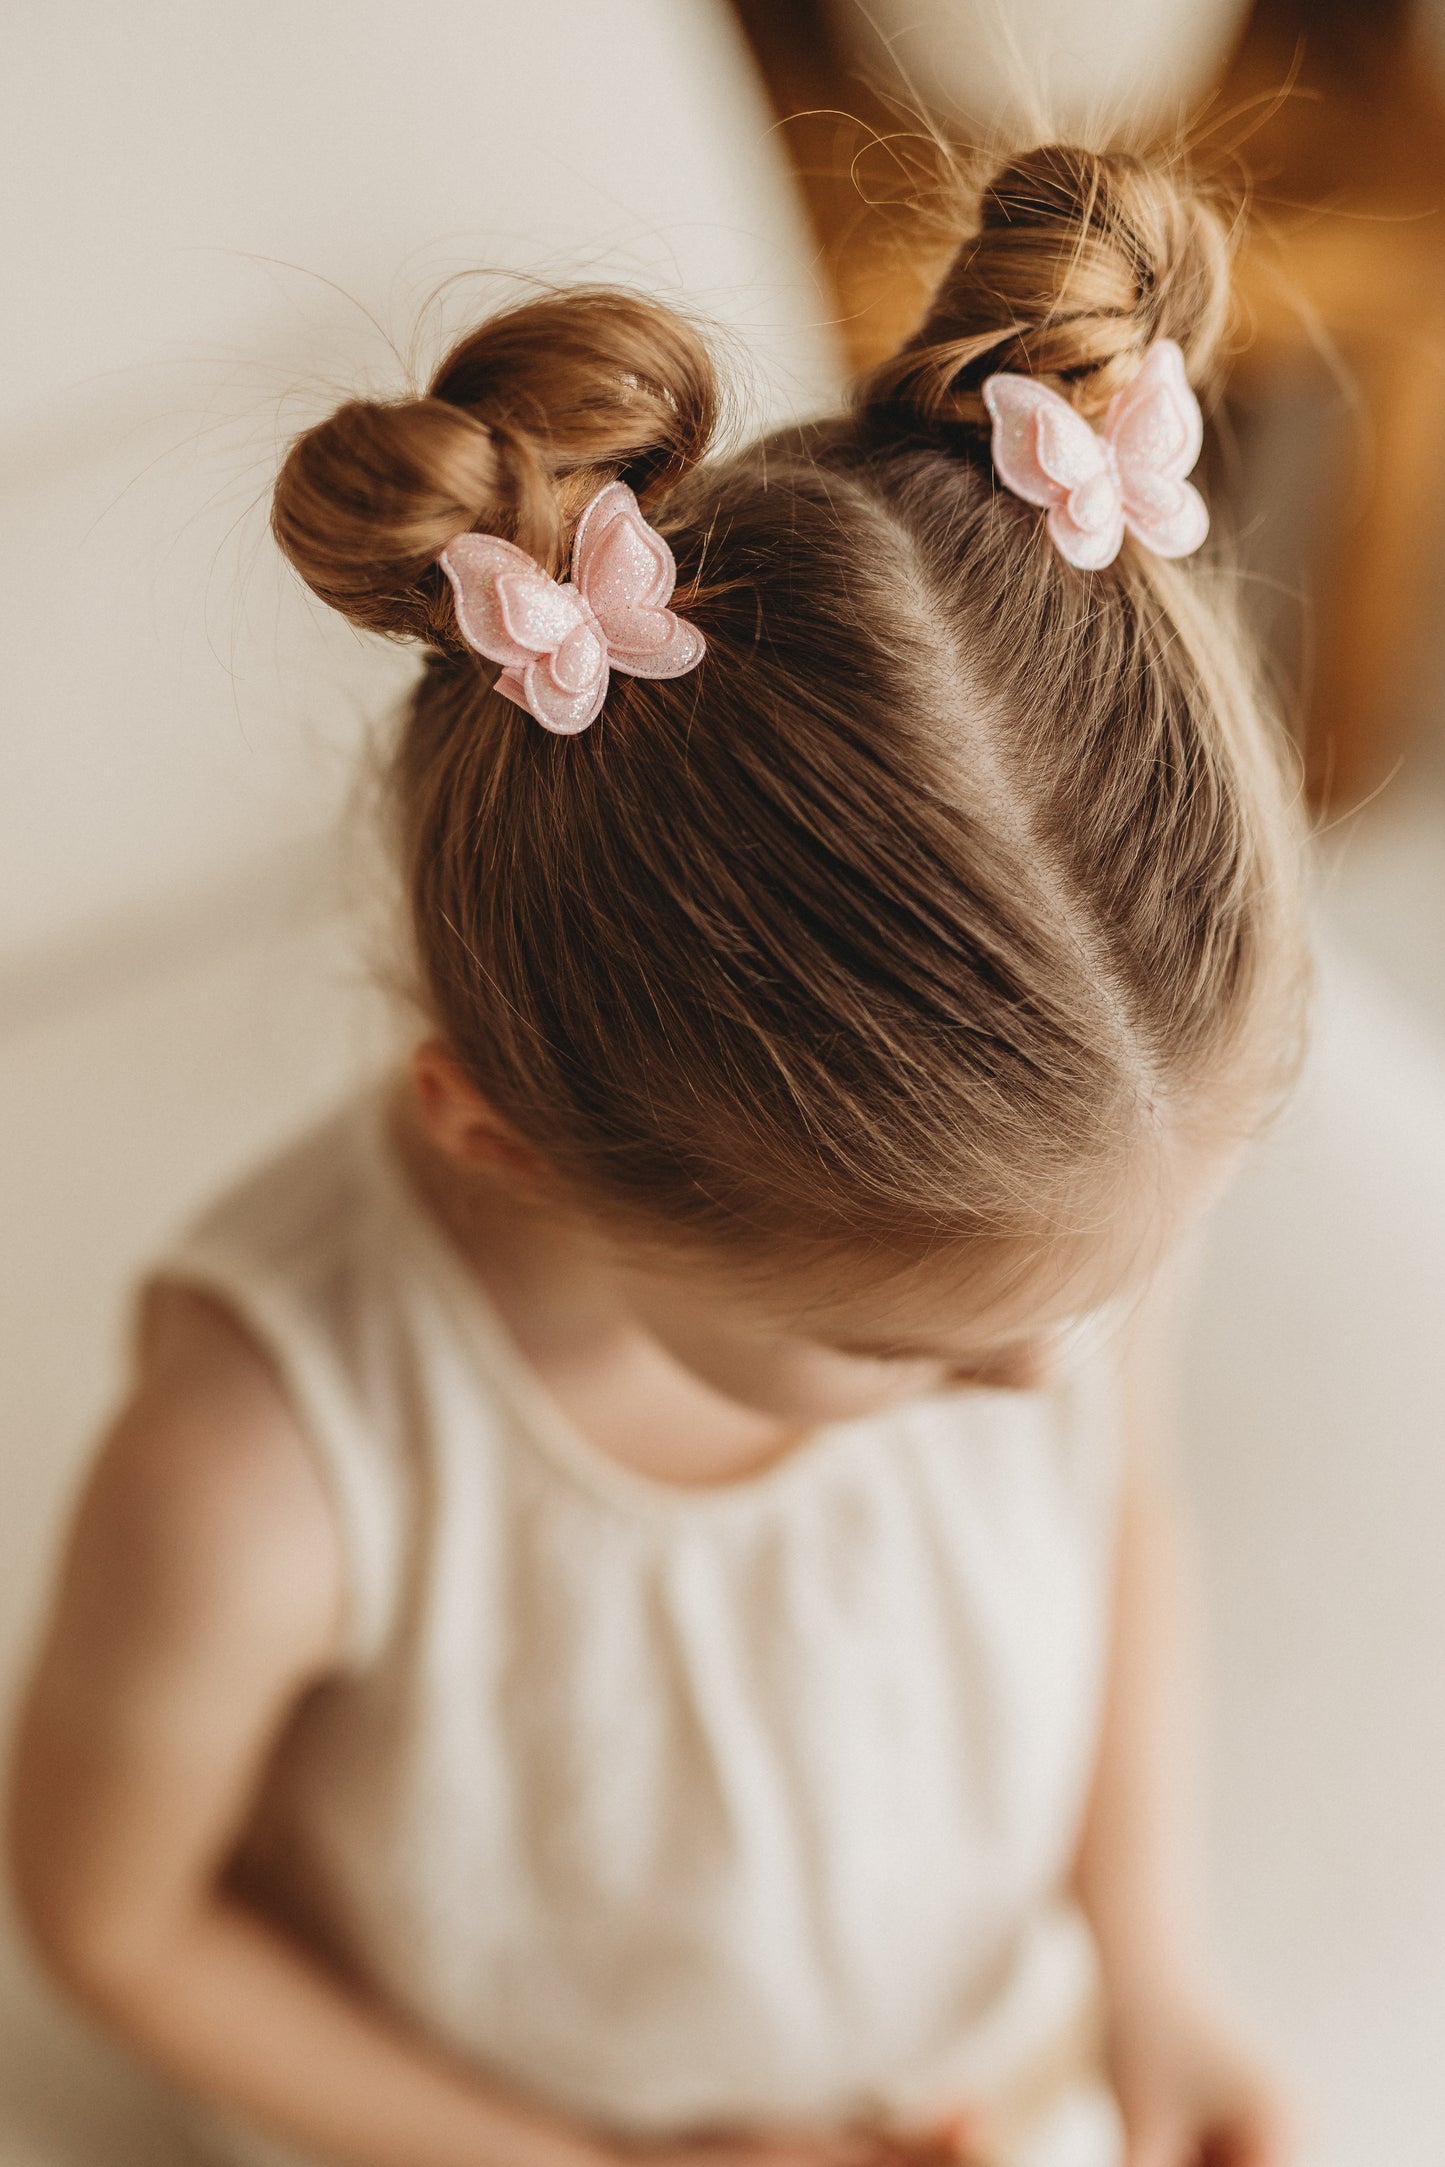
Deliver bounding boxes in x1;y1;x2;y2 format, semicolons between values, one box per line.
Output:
272;141;1309;1266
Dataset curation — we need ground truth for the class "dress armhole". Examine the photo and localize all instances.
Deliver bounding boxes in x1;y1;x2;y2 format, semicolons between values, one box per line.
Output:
132;1248;402;1675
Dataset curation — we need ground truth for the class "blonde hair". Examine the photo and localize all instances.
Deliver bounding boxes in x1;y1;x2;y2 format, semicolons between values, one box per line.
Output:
273;143;1308;1261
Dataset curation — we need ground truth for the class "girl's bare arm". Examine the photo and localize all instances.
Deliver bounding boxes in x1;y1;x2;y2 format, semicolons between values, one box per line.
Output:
4;1291;864;2167
1071;1281;1210;1999
1069;1279;1300;2166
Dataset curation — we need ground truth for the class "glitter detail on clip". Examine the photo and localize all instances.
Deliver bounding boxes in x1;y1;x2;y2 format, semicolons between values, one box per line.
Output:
438;481;705;734
982;340;1209;571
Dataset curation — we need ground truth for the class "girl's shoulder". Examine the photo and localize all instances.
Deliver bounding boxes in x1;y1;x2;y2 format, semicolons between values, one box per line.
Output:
126;1078;391;1565
133;1075;406;1433
26;1277;350;1814
124;1276;348;1670
130;1073;417;1671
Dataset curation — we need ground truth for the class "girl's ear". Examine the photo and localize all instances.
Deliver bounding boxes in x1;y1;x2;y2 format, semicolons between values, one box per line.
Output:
407;1039;542;1183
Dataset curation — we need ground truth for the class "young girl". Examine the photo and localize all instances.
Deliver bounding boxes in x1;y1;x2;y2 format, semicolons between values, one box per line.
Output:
8;144;1308;2167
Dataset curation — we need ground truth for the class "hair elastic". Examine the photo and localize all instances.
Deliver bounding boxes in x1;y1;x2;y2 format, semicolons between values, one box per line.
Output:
438;480;705;734
982;339;1209;571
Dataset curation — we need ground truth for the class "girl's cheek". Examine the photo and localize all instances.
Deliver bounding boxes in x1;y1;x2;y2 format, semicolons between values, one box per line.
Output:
743;1349;942;1421
953;1346;1056;1393
660;1330;924;1421
626;1287;942;1419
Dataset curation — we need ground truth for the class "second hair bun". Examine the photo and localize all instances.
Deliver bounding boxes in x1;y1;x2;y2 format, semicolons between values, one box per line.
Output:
861;144;1236;437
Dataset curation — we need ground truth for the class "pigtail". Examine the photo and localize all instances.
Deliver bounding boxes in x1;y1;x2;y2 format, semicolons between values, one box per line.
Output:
856;144;1237;441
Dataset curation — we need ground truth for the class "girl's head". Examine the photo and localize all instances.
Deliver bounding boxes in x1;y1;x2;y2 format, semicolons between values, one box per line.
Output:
273;143;1307;1411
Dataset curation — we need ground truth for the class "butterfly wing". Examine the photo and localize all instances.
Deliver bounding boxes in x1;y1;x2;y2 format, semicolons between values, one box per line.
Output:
983;375;1109;504
572;480;673;607
492;570;587;657
983;374;1124;569
516;652;611;735
1105;339;1210;559
604;612;707;680
1106;340;1202;481
573;478;706;680
439;534;560;665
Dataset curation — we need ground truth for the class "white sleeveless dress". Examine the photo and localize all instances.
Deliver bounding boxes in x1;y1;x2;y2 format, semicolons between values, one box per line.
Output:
139;1079;1127;2167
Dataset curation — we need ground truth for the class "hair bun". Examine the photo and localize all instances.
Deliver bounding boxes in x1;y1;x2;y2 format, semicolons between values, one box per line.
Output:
272;396;501;642
273;289;718;646
859;143;1235;436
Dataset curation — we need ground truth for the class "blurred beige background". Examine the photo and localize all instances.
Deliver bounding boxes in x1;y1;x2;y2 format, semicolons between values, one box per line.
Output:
3;7;1445;2166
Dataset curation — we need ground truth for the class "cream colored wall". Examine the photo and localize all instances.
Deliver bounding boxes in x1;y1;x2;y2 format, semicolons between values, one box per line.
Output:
838;0;1249;136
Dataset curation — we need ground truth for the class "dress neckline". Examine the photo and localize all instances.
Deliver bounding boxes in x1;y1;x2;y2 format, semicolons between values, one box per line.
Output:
355;1074;876;1521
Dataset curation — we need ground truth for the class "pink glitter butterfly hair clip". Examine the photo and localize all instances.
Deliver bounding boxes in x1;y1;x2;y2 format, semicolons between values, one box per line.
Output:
438;480;705;735
982;339;1209;571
